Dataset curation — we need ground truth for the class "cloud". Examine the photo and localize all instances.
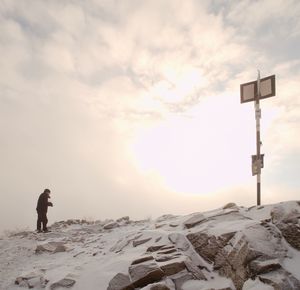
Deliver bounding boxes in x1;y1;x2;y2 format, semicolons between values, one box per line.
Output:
0;0;299;233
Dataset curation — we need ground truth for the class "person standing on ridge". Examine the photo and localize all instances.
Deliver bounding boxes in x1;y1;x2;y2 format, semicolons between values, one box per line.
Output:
36;188;53;232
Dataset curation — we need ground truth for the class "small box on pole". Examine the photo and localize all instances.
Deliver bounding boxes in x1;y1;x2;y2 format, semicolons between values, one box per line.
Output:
252;154;264;176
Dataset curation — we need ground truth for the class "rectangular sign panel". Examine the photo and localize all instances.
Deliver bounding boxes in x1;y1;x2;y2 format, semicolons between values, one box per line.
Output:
240;75;276;103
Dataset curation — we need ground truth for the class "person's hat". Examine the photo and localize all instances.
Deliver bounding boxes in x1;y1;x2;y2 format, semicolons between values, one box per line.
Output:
44;188;51;193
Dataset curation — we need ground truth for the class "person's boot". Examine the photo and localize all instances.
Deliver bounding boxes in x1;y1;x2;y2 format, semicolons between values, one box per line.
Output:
36;229;42;233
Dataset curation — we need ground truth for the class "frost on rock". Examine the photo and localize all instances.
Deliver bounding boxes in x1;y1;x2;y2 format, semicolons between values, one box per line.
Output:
2;201;300;290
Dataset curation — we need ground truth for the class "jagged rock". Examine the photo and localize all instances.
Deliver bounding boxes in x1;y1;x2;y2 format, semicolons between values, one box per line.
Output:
132;255;154;265
270;206;300;250
129;262;164;288
168;233;190;251
159;260;186;276
104;222;119;230
223;202;237;209
214;224;287;290
259;269;300;289
133;238;152;247
50;278;76;289
184;213;206;229
186;232;235;263
170;271;194;290
147;245;166;252
277;222;300;250
107;273;134;290
184;260;206;280
35;242;67;254
249;257;281;276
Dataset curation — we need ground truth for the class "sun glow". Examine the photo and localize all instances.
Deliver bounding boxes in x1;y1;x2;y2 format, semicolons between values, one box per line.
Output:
131;93;256;195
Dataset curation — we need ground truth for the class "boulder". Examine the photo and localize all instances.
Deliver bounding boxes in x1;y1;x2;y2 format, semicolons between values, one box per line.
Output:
107;273;134;290
104;222;119;230
129;262;164;288
223;202;237;209
50;278;76;290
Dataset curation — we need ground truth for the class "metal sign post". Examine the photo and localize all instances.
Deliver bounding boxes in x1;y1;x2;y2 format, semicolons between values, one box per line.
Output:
240;72;276;206
255;71;262;205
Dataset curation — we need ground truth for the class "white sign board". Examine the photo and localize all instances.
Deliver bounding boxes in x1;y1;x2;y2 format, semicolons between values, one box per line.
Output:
240;75;276;103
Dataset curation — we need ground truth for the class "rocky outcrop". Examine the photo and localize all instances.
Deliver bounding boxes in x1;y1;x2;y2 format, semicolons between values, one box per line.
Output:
214;224;289;290
186;232;235;263
106;202;300;290
186;220;299;290
271;206;300;250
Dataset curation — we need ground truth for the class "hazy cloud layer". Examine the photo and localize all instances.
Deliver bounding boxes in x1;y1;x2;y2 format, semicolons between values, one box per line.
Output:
0;0;299;232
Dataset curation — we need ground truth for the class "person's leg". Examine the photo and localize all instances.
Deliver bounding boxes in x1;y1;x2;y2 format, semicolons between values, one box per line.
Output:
42;212;48;231
37;211;42;231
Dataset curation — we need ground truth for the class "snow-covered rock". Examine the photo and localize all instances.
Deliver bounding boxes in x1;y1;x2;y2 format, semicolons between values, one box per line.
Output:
1;201;300;290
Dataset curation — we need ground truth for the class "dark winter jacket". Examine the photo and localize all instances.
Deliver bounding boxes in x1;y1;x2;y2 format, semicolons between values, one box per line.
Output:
36;192;52;213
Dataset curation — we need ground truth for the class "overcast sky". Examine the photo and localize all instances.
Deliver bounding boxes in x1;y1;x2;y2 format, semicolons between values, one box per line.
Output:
0;0;299;233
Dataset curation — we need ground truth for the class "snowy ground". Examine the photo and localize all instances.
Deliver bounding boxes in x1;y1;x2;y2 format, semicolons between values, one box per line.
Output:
0;201;299;290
